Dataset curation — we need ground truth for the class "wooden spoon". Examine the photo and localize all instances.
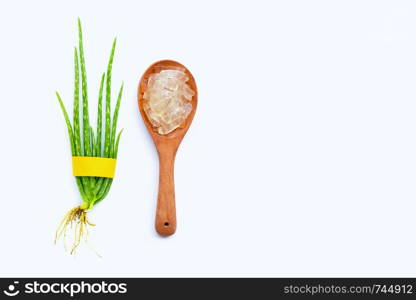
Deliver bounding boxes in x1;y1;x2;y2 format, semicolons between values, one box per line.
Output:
138;60;198;236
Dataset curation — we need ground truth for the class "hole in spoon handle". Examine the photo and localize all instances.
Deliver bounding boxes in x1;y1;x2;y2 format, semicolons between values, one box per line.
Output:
156;217;176;236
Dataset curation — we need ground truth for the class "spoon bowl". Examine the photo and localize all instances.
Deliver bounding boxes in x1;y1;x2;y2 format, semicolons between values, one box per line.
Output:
138;60;198;236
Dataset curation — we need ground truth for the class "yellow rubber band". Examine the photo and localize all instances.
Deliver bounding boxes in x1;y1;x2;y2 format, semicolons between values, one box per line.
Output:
72;156;117;178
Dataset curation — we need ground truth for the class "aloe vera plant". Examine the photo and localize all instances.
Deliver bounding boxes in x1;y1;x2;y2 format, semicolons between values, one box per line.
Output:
55;19;123;254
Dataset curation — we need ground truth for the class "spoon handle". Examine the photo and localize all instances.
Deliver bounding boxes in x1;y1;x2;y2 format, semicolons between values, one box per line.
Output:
156;150;177;236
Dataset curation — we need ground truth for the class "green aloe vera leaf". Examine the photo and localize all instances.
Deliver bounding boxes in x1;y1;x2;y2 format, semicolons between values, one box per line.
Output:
89;126;95;157
77;18;96;198
100;179;113;201
73;48;82;156
95;129;123;204
94;127;123;197
73;47;92;199
56;92;74;155
77;18;91;157
75;177;87;201
95;178;112;203
96;178;109;200
88;126;97;187
104;38;117;157
96;73;105;157
114;129;123;158
93;39;117;196
94;177;104;195
110;83;123;157
89;125;98;192
57;92;90;203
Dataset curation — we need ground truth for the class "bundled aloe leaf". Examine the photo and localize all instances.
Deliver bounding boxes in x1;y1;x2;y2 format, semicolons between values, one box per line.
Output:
55;19;123;254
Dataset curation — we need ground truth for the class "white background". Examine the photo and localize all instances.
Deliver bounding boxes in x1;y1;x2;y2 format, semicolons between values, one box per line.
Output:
0;0;415;277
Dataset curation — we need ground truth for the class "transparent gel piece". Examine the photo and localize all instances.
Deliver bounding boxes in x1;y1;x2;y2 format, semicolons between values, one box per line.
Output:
143;69;194;135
